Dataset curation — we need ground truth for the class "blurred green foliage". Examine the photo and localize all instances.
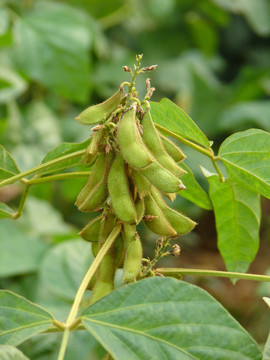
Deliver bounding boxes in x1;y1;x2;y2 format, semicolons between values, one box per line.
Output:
0;0;270;358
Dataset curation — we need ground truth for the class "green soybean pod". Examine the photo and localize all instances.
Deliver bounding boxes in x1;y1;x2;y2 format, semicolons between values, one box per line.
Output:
159;133;186;163
84;127;107;165
141;110;185;178
122;224;142;283
89;248;116;304
144;191;176;236
141;161;185;193
117;105;153;168
79;214;103;242
132;169;151;198
108;153;137;223
135;197;145;224
150;187;196;235
75;89;124;125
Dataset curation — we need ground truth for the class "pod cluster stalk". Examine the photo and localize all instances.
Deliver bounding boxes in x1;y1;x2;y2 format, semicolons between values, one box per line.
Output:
75;55;196;303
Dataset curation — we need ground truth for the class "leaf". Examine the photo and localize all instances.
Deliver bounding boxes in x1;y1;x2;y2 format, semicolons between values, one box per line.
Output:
82;277;262;360
0;67;27;103
151;98;211;148
40;139;90;175
180;163;212;210
0;145;20;181
218;129;270;199
263;332;270;360
0;220;48;278
0;203;14;219
220;101;270;132
205;173;260;273
13;1;92;103
0;345;30;359
0;290;54;346
39;240;93;300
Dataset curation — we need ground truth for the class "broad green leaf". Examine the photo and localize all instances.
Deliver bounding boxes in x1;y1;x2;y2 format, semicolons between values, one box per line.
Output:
180;163;212;210
206;173;260;273
39;240;93;300
40;139;90;174
20;196;71;236
218;129;270;199
0;203;14;219
0;291;54;346
13;1;92;103
220;101;270;132
0;145;20;181
263;332;270;360
82;277;261;360
0;345;30;359
151;98;211;148
0;220;48;277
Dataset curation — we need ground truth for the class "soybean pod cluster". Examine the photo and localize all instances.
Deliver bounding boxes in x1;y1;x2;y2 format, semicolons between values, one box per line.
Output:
75;57;196;303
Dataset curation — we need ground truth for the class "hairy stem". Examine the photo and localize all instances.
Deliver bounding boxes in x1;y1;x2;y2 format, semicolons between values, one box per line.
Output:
212;158;225;183
23;171;90;185
155;124;213;158
57;328;70;360
12;184;30;219
66;223;122;326
156;268;270;282
0;150;85;188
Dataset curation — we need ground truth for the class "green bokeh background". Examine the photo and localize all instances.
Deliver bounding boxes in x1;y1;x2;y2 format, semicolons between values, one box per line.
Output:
0;0;269;358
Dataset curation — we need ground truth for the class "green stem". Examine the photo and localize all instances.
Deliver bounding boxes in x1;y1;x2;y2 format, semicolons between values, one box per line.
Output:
0;150;85;188
156;268;270;282
23;171;90;185
57;328;70;360
212;158;225;183
12;184;30;219
155;124;213;158
65;223;122;326
44;324;85;333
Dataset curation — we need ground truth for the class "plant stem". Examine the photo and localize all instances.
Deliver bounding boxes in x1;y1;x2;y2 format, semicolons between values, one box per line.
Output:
155;124;213;158
57;223;121;360
12;184;30;219
212;158;225;183
57;328;70;360
156;268;270;282
23;171;90;185
66;223;122;326
0;150;85;188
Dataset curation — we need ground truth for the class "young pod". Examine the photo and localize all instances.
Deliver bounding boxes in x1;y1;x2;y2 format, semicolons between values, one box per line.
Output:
141;110;186;178
132;169;151;198
117;105;153;168
150;187;196;235
141;161;186;193
122;224;142;283
159;133;186;163
75;89;124;125
76;152;113;212
79;214;103;242
108;153;137;223
144;191;176;236
84;127;107;166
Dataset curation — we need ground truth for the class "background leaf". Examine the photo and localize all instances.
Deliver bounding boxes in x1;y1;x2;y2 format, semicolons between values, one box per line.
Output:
206;173;261;273
0;145;20;181
40;139;90;175
13;1;92;103
0;290;53;346
218;129;270;199
151;98;211;148
0;345;30;359
82;277;262;360
0;220;48;278
179;162;212;210
0;203;14;219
